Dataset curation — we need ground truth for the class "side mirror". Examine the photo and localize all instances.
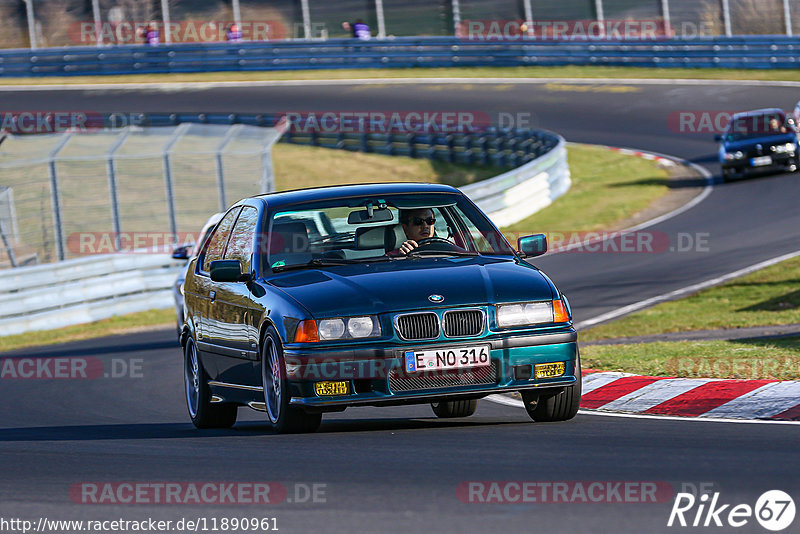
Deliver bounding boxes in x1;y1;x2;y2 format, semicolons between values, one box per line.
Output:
518;234;547;258
714;134;723;142
172;245;191;260
209;259;248;282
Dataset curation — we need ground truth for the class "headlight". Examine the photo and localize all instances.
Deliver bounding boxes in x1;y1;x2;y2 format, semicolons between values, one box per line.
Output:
724;151;745;161
496;300;570;328
772;143;796;154
317;316;380;341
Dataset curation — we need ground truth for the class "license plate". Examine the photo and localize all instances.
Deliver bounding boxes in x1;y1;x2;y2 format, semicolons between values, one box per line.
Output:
751;156;772;167
314;381;349;396
404;345;490;373
534;362;566;379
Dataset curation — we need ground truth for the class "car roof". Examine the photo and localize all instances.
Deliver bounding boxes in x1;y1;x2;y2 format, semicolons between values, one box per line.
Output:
252;182;462;207
730;108;786;119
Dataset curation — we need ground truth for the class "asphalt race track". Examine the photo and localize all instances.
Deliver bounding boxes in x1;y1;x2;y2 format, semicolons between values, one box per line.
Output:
1;80;799;533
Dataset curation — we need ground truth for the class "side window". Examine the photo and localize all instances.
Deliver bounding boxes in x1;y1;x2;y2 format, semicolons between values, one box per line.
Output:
202;207;241;272
224;206;259;273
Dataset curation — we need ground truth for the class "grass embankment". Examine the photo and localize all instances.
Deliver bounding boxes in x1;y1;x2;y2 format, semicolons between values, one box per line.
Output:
3;66;800;85
3;143;669;352
580;256;800;379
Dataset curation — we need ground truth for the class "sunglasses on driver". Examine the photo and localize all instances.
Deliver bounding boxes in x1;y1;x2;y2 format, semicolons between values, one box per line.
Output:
410;217;436;226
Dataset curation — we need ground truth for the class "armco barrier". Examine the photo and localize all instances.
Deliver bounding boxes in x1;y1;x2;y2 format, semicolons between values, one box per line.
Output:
0;254;183;337
3;36;800;77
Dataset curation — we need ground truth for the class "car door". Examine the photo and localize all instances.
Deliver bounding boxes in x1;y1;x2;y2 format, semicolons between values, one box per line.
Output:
194;206;241;377
212;204;262;384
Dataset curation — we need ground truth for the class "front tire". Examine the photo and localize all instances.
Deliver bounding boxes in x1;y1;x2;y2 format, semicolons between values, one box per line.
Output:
521;356;582;423
431;399;478;418
184;337;237;429
261;326;322;434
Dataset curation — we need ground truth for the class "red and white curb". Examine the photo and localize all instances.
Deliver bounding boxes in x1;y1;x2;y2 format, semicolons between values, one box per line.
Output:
579;370;800;421
490;371;800;423
605;146;676;167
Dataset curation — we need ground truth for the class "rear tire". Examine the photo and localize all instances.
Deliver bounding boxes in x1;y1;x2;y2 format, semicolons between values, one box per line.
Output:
184;337;237;429
431;399;478;418
521;355;582;423
261;326;322;434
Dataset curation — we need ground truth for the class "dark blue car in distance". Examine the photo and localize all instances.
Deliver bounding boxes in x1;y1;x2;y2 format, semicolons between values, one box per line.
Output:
717;108;799;181
181;183;580;433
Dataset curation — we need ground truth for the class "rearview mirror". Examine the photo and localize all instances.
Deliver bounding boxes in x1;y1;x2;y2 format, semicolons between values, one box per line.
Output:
518;234;547;258
209;260;248;282
347;207;394;224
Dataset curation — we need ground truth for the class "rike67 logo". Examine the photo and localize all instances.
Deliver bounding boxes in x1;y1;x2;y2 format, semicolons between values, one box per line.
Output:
668;490;795;531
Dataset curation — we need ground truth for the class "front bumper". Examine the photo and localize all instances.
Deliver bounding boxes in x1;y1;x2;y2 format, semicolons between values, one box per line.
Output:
722;152;796;174
283;329;579;409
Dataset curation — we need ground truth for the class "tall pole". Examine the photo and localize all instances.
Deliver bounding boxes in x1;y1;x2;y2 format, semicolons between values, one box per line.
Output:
721;0;732;37
452;0;461;36
161;0;172;43
661;0;672;37
232;0;242;33
92;0;102;46
784;0;793;36
25;0;37;49
522;0;534;37
595;0;605;37
375;0;386;39
300;0;311;39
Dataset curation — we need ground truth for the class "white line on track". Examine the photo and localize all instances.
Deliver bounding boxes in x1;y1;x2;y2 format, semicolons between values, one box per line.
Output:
485;394;800;426
576;249;800;329
4;76;800;91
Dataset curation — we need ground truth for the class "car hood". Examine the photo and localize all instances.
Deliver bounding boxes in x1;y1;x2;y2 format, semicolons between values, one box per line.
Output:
721;133;797;151
266;256;556;317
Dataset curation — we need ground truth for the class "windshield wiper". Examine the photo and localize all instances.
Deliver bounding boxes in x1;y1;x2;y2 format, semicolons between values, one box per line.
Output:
272;255;396;273
404;250;480;258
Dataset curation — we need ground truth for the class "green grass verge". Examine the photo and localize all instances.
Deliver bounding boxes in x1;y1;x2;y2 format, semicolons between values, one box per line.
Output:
581;337;800;380
3;66;800;85
4;143;670;352
502;143;670;237
0;308;175;352
583;256;800;341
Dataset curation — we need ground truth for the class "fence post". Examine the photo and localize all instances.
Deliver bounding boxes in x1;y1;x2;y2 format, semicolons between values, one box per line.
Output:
48;134;72;261
0;219;16;268
233;0;242;33
721;0;732;36
161;0;172;43
594;0;605;37
661;0;672;36
522;0;534;36
375;0;387;39
162;124;190;240
215;125;242;211
91;0;102;46
784;0;793;36
24;0;37;49
452;0;461;36
106;129;130;251
300;0;311;39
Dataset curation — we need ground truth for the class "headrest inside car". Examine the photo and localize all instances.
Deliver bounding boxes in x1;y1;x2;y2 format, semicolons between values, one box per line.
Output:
355;225;390;250
268;221;309;253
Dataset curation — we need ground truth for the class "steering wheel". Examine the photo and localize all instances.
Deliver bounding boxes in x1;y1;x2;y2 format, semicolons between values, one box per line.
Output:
415;236;460;251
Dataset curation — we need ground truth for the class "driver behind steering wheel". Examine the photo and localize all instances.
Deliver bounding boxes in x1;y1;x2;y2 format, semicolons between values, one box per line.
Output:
398;208;439;254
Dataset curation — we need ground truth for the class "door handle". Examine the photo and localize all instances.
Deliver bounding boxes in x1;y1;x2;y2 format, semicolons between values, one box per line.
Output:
209;290;216;302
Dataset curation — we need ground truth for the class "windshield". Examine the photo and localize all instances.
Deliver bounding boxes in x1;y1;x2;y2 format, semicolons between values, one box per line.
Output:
263;193;514;271
724;112;791;140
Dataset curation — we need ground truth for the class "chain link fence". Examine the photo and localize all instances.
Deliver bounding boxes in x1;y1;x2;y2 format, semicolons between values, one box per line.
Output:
2;0;799;49
0;123;282;266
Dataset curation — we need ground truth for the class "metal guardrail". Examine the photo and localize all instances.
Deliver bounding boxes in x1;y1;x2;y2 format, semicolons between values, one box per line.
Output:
0;254;183;336
3;36;800;77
